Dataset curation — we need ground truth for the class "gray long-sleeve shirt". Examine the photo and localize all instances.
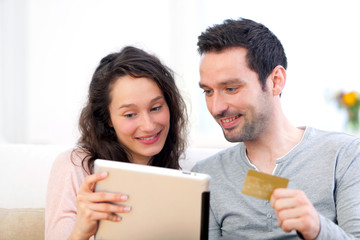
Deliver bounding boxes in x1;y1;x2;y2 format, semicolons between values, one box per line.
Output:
192;127;360;239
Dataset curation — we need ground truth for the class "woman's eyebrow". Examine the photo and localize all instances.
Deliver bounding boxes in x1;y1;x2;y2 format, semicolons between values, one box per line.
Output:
118;96;164;110
150;96;164;103
118;103;135;110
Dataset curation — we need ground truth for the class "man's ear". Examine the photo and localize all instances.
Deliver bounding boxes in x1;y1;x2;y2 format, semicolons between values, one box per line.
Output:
270;65;286;96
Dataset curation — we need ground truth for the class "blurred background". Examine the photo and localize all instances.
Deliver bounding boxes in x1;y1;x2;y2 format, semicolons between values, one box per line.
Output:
1;0;359;148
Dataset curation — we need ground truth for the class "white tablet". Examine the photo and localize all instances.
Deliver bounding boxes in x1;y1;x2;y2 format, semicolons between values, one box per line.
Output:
94;159;210;240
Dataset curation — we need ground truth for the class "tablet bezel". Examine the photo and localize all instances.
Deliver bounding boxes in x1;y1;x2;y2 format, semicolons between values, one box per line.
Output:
94;159;210;240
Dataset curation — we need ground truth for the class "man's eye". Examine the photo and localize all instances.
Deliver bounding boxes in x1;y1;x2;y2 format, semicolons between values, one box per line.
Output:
203;89;212;95
151;105;162;111
226;88;238;93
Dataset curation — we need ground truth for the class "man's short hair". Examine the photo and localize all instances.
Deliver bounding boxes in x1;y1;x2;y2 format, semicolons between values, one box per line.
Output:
197;18;287;90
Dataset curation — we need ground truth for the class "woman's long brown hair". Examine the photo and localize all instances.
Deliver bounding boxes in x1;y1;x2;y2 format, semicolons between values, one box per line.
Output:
74;46;187;173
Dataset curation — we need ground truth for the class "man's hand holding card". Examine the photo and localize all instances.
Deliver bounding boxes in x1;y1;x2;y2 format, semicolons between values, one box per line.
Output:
241;169;320;239
241;169;289;200
270;188;320;240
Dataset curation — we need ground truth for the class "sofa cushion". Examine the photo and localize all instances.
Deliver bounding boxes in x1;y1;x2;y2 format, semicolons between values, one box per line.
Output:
0;208;44;240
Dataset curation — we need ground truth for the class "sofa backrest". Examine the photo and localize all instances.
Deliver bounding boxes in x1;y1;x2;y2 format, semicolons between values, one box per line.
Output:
0;144;222;209
0;144;223;240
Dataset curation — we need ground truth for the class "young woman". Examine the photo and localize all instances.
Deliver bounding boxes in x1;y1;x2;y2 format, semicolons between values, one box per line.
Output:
45;46;187;240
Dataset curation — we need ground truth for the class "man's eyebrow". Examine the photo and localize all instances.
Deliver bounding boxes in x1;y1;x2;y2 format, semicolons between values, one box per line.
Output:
199;78;244;88
199;82;208;88
219;78;244;85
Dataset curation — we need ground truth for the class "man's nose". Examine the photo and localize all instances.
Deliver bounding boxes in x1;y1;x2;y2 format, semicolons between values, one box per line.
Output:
207;93;229;117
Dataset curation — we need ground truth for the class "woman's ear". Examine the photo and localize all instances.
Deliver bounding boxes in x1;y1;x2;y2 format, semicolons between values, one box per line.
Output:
108;120;113;128
270;65;286;96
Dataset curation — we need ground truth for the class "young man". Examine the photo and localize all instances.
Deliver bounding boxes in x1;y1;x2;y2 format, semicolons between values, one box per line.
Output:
192;18;360;240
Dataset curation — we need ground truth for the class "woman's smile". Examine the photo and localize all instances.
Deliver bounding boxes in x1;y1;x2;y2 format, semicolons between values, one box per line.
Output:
136;131;162;145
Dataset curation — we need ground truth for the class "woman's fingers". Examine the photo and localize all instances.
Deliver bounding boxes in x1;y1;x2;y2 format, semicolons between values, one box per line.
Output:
76;172;131;220
87;202;132;214
79;206;123;222
92;191;129;203
79;173;129;202
76;201;131;224
71;172;132;239
78;172;130;205
80;172;109;192
77;190;129;203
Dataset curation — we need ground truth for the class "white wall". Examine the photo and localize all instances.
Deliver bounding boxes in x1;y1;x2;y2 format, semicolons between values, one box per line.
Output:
193;0;360;147
0;0;29;143
1;0;359;147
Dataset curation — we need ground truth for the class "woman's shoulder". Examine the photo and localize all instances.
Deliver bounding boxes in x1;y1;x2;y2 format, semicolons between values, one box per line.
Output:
52;147;91;175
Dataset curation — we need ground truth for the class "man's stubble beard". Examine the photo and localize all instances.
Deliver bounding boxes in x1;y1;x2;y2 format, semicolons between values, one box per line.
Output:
222;93;272;143
222;110;269;142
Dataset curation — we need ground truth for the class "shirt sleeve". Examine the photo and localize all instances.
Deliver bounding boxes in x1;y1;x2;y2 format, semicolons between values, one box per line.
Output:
316;138;360;239
208;206;222;240
45;149;91;240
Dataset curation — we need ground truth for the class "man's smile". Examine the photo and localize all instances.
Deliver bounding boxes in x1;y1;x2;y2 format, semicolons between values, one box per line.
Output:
218;114;242;128
221;115;241;123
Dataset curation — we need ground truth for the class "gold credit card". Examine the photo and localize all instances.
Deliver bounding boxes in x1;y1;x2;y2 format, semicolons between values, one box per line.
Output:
241;169;289;200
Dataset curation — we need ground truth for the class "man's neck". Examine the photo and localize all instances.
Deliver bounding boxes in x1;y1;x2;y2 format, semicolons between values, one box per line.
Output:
244;121;305;174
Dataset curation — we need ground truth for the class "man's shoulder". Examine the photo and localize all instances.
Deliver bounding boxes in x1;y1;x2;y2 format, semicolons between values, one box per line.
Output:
306;126;360;145
192;143;242;172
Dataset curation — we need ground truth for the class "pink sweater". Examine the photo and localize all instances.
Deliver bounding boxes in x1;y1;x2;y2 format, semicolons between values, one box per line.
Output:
45;149;94;240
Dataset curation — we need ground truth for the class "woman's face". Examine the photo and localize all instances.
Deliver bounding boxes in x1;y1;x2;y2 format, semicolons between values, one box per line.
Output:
108;76;170;165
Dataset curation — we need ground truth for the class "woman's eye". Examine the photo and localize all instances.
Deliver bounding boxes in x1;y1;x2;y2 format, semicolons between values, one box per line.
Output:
151;105;162;111
124;113;135;118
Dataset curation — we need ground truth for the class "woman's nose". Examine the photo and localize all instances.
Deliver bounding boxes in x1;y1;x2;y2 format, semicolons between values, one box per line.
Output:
140;113;156;132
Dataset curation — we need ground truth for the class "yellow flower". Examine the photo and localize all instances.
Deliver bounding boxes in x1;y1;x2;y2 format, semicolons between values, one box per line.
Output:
342;91;357;107
334;90;360;132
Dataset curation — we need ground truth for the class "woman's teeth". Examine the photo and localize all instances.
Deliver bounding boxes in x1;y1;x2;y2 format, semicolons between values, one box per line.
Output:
139;134;157;140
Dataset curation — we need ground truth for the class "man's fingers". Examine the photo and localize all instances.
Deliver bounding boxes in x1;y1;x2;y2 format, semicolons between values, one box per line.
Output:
278;217;299;233
271;188;299;199
270;189;307;208
270;188;320;239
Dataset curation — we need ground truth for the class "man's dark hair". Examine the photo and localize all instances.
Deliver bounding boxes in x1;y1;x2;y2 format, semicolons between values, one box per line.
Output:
197;18;287;89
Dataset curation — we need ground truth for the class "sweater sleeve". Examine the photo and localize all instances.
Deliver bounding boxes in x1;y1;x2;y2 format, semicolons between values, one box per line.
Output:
316;138;360;239
45;149;92;240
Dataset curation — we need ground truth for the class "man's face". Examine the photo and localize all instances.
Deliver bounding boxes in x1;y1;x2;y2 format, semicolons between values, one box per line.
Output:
199;47;273;142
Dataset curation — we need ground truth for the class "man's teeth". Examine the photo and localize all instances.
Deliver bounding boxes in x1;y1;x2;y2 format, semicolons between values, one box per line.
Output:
222;116;239;123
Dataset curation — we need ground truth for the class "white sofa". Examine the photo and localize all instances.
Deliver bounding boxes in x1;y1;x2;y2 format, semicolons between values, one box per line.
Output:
0;144;222;240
